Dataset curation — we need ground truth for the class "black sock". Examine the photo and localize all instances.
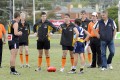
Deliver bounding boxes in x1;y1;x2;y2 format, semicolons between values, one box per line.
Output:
10;66;15;72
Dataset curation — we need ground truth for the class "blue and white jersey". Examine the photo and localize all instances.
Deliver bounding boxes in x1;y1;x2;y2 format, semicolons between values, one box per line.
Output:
74;26;84;39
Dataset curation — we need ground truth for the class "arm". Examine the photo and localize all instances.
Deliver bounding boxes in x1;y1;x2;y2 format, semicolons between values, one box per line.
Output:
28;23;30;35
113;21;117;38
49;22;58;33
13;22;22;36
2;25;6;44
84;29;90;41
92;21;100;38
73;27;79;42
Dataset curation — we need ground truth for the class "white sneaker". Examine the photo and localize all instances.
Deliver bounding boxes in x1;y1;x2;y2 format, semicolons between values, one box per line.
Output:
101;67;107;71
60;68;64;72
25;64;30;68
108;64;113;70
35;67;41;71
20;64;25;68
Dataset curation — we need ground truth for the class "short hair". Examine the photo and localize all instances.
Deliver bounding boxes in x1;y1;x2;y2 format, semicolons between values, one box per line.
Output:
74;18;82;26
101;10;108;14
41;12;46;16
65;13;70;17
14;12;20;18
81;10;86;14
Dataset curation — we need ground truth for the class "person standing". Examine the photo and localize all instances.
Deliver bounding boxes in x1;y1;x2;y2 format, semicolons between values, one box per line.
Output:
59;14;79;72
87;12;101;68
68;19;90;74
33;12;57;71
80;10;92;65
19;12;30;68
93;10;117;71
0;23;6;68
8;12;22;75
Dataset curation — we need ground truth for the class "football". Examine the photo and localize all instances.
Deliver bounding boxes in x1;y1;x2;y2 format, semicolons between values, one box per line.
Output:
47;66;56;72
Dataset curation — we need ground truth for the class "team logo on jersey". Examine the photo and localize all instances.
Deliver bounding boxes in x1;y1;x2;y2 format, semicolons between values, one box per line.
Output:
25;27;28;30
69;29;73;31
85;25;87;27
63;27;66;30
44;25;47;28
108;24;112;27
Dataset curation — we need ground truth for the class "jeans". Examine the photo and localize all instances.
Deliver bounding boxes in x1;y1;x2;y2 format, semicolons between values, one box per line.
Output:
101;40;115;68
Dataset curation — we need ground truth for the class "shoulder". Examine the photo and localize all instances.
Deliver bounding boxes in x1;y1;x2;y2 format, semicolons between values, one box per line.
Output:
0;24;4;27
70;22;75;27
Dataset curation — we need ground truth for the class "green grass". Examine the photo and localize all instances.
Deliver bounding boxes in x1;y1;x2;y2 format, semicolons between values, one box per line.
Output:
0;36;120;80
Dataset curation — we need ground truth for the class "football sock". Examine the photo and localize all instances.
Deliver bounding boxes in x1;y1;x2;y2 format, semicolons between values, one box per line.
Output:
20;54;23;64
10;66;15;72
38;57;42;67
71;58;74;66
62;58;66;68
46;57;50;67
25;54;29;64
88;53;92;64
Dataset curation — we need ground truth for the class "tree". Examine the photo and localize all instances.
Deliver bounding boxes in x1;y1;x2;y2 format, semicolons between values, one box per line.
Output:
107;6;118;31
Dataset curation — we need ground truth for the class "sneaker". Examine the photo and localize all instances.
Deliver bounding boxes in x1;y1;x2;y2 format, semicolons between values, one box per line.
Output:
35;67;41;71
68;68;76;74
60;68;64;72
101;67;107;71
78;68;84;74
25;64;30;68
108;64;113;70
10;71;20;75
20;64;25;68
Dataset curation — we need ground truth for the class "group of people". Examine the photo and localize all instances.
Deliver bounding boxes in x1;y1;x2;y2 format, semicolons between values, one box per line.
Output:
0;10;117;75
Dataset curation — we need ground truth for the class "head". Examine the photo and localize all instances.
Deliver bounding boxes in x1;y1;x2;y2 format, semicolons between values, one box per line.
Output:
91;12;98;22
41;12;47;22
101;10;108;21
20;12;26;21
64;13;70;23
81;10;87;19
74;18;82;26
14;12;20;22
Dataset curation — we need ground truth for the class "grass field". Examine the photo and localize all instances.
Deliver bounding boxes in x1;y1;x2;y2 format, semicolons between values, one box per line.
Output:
0;35;120;80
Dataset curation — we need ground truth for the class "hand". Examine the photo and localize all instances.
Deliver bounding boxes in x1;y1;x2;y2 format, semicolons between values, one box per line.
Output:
47;32;53;37
19;31;22;36
34;32;38;37
3;40;6;44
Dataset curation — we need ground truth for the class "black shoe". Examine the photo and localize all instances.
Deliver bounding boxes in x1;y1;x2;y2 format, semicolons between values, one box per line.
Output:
10;71;20;75
98;66;101;68
87;66;96;68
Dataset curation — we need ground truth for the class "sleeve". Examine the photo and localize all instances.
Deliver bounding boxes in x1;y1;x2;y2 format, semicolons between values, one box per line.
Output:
33;22;38;33
28;23;30;35
113;21;117;29
2;24;6;34
49;22;58;33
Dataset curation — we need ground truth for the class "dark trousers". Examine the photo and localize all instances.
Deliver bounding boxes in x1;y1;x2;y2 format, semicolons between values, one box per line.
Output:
0;39;3;66
90;37;101;67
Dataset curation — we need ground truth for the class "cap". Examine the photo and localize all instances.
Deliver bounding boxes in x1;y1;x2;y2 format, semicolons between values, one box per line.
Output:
92;12;98;17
